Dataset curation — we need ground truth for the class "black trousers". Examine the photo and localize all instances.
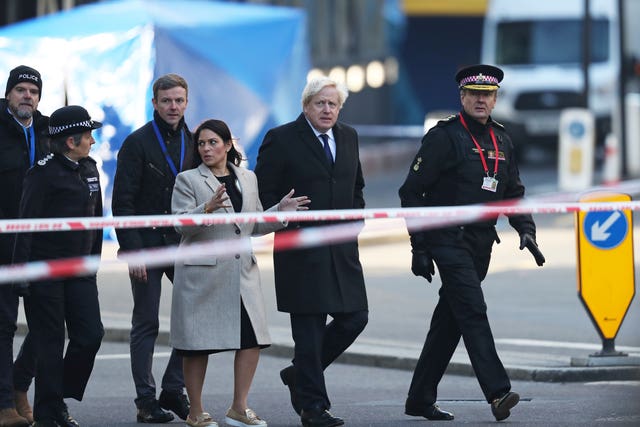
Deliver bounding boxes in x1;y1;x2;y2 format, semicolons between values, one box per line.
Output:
130;266;183;405
25;275;104;420
0;285;36;409
290;310;368;412
407;242;510;406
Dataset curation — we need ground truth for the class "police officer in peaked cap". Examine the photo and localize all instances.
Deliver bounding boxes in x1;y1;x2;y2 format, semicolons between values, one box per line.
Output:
398;64;545;422
13;105;104;427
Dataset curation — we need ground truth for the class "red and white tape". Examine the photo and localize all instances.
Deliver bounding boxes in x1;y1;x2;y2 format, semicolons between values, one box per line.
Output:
0;212;489;284
1;199;639;235
1;180;639;285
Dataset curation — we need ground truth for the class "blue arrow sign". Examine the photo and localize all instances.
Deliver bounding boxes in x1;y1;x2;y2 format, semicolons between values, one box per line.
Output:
583;211;628;249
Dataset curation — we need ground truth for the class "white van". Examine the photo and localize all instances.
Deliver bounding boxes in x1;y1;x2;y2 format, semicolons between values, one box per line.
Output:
481;0;620;159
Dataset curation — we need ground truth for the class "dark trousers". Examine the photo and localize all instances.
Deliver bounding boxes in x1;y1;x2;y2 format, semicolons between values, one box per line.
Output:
408;244;510;406
25;276;104;420
0;285;36;409
290;310;368;412
130;266;183;405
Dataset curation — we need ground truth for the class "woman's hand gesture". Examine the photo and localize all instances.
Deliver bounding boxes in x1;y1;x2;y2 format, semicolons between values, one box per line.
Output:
204;184;231;213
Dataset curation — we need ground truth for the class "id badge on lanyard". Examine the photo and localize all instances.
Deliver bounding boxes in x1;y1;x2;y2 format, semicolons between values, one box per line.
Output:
459;113;500;193
482;176;498;192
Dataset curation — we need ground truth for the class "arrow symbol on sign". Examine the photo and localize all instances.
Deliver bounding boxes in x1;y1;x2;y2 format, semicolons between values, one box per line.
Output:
591;211;621;241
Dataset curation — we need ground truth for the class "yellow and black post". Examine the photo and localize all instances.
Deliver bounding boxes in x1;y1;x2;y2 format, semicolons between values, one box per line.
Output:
576;192;635;357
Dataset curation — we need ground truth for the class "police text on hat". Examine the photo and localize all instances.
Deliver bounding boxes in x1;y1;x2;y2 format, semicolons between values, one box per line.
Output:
5;65;42;97
455;64;504;91
48;105;102;138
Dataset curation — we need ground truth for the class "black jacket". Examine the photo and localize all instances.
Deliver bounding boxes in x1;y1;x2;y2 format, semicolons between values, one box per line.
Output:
399;110;536;250
111;112;196;252
13;154;103;264
0;98;49;264
255;113;367;314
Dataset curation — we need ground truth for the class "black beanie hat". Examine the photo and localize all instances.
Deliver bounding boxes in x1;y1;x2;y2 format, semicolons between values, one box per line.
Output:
5;65;42;97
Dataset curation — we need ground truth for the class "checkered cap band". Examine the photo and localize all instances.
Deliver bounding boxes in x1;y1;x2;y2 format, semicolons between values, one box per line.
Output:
49;120;94;136
458;73;500;88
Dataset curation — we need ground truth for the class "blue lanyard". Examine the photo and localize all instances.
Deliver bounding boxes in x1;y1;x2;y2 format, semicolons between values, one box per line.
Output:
23;126;35;167
151;120;185;177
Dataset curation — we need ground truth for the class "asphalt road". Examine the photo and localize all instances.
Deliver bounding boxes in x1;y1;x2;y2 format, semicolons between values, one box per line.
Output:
14;337;640;427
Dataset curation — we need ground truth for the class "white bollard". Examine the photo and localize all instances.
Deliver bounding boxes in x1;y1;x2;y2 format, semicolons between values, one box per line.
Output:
625;93;640;177
558;108;595;192
601;133;621;185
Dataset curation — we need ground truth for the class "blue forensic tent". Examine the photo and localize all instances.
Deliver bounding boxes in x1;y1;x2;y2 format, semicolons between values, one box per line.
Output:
0;0;309;236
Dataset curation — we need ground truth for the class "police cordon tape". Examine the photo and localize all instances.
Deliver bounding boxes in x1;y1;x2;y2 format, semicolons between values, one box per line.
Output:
3;179;640;235
1;200;640;235
1;179;640;285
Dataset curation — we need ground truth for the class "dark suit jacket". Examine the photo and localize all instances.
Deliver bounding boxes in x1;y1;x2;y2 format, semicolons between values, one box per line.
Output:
255;113;367;314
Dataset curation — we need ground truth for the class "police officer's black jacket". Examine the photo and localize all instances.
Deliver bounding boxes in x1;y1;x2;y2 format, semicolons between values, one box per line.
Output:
13;154;103;264
399;110;535;250
111;111;196;252
0;98;49;264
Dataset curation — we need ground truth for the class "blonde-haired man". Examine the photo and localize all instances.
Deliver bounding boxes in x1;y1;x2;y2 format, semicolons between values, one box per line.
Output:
255;76;368;427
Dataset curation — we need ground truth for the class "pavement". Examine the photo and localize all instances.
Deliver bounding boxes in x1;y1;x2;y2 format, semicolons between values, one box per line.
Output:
15;139;640;384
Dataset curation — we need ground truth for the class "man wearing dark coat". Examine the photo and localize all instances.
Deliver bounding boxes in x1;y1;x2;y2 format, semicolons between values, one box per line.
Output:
0;65;49;427
111;74;195;423
255;75;368;427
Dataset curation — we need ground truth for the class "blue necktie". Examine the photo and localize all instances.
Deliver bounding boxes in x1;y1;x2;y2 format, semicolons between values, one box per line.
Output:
319;133;333;165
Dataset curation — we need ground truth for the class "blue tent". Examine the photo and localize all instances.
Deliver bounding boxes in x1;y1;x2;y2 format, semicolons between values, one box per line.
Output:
0;0;310;237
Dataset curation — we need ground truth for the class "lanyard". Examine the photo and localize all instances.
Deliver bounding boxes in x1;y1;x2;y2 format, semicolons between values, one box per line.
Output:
152;120;185;177
23;126;35;167
459;113;499;177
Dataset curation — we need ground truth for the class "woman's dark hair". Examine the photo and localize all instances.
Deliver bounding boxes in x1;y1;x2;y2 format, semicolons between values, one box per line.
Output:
193;119;242;166
49;133;82;155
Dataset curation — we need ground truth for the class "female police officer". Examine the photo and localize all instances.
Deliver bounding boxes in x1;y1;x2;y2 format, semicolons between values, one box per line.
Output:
13;105;104;426
399;65;545;422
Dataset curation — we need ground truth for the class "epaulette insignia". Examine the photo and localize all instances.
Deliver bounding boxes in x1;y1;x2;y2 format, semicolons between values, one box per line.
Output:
436;114;459;127
413;156;422;171
37;153;54;166
492;119;505;130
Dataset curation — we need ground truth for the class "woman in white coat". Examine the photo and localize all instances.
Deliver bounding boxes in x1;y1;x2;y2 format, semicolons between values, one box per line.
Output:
171;119;309;427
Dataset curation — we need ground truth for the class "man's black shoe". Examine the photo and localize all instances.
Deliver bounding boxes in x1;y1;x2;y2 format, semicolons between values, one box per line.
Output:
136;398;174;423
280;365;302;415
52;406;80;427
158;390;190;420
491;391;519;421
300;408;344;427
33;409;80;427
405;403;454;420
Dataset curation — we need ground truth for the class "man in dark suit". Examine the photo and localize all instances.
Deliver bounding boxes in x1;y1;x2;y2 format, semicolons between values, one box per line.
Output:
255;76;368;427
111;74;196;423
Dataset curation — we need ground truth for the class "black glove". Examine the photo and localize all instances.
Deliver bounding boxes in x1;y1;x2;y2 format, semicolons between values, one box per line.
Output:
11;281;30;297
411;250;435;282
519;233;545;266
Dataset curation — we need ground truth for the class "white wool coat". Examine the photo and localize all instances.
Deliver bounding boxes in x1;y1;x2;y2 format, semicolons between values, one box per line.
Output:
169;162;283;350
